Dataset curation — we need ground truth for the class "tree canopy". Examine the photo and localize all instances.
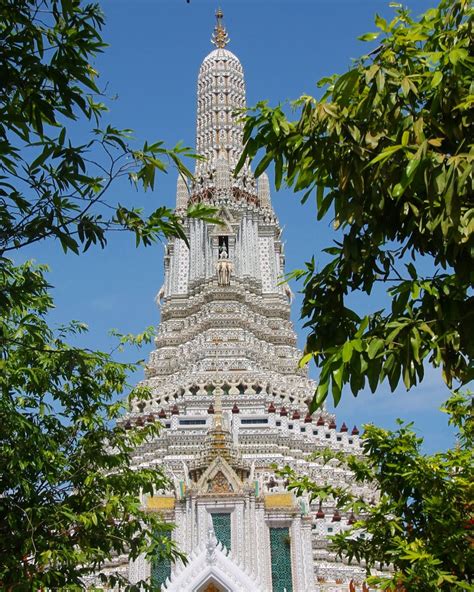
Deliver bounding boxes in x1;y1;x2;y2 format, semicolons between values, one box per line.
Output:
237;0;473;410
239;1;474;589
0;260;181;590
0;0;207;588
0;0;212;258
281;392;474;591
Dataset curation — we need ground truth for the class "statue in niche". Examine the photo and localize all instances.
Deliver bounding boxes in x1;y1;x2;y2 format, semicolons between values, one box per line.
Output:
249;460;255;482
216;245;232;286
181;460;190;488
168;467;181;498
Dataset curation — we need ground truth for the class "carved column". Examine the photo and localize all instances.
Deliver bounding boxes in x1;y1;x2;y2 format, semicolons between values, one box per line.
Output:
128;553;149;585
235;500;245;562
302;515;316;591
291;516;305;591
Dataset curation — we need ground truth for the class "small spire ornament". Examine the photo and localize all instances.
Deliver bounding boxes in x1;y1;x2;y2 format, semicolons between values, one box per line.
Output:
211;7;230;48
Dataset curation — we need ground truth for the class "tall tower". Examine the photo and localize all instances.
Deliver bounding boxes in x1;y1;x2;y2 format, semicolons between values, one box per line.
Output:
151;10;308;410
107;11;375;592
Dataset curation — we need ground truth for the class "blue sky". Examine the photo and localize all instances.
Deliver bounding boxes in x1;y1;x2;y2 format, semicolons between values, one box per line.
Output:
27;0;455;453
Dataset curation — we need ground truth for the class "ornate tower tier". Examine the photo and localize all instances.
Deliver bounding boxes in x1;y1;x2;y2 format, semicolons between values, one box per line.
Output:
143;9;310;415
196;8;246;170
196;47;245;167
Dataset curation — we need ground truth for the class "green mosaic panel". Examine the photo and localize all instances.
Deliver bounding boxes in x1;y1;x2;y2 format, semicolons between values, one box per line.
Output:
150;532;171;590
212;512;231;550
269;527;293;592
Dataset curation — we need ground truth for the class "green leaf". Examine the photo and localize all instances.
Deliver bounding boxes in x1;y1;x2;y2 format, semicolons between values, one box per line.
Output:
401;77;410;97
59;234;79;255
30;145;54;171
406;263;417;279
254;153;273;177
365;64;380;83
392;183;405;197
448;48;468;65
367;357;381;392
358;32;380;42
376;69;385;93
332;364;344;391
368;338;383;360
316;192;333;220
405;158;420;179
275;156;283;190
355;316;369;338
311;379;329;412
368;144;403;166
410;328;421;363
333;69;360;105
342;341;353;363
375;14;388;32
431;70;443;88
299;352;313;368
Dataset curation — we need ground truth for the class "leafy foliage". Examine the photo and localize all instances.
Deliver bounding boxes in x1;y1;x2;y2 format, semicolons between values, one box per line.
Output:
0;0;209;588
237;0;473;409
280;392;474;591
0;261;183;590
0;0;213;256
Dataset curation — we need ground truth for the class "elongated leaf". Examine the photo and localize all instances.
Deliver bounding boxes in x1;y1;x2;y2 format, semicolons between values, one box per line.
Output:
358;32;380;42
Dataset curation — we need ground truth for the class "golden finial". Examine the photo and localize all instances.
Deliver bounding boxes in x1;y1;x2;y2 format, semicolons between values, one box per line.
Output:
211;7;230;48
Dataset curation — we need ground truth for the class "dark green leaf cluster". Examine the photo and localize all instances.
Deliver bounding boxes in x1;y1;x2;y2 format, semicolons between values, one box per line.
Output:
237;0;473;408
0;0;203;257
0;261;184;589
0;0;213;588
280;393;474;591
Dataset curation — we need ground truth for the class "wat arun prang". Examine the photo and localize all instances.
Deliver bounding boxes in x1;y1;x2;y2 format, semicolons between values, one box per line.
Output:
95;11;380;592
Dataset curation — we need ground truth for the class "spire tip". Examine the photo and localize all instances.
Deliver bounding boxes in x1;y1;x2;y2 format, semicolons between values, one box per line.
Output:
211;7;230;48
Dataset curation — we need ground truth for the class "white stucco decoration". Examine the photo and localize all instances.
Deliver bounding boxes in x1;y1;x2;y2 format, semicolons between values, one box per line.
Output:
162;520;264;592
90;11;387;592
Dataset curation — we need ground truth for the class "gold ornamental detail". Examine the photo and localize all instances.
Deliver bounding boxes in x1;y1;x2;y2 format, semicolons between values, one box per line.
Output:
211;8;230;48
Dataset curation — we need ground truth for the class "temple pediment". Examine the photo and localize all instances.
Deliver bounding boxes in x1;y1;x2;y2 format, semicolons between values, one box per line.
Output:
196;455;244;495
210;206;237;235
162;526;264;592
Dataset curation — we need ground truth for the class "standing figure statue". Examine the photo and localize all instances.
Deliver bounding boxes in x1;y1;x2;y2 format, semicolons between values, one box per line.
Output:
155;284;165;306
283;282;293;303
216;245;233;286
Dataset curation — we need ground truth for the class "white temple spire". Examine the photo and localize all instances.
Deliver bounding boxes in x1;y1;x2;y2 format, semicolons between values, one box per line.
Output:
196;12;246;169
118;14;373;592
176;174;188;211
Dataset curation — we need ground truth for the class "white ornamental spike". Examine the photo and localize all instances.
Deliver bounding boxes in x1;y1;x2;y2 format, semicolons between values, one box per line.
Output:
176;175;188;211
258;172;271;208
205;513;218;565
